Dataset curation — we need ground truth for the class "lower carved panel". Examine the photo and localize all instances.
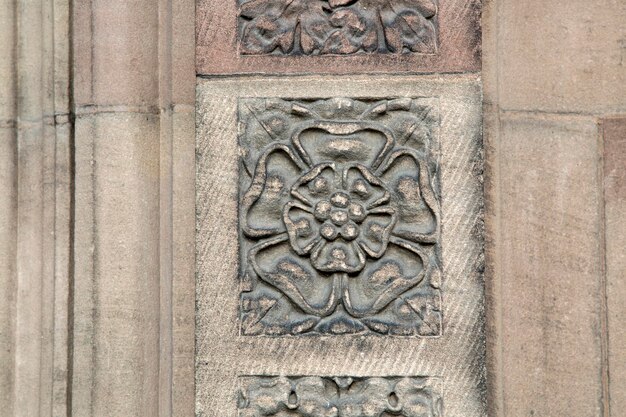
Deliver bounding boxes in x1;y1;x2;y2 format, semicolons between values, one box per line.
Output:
238;376;443;417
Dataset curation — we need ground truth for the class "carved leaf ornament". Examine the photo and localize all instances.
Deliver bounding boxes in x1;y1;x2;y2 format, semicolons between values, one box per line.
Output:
238;0;438;55
239;98;442;336
238;376;443;417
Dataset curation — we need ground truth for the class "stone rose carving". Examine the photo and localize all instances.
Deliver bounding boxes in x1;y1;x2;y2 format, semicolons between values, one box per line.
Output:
238;376;443;417
238;0;438;55
239;98;441;336
284;162;397;274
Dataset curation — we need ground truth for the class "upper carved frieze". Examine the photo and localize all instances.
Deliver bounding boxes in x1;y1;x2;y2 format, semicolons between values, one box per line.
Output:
238;97;442;336
237;0;438;55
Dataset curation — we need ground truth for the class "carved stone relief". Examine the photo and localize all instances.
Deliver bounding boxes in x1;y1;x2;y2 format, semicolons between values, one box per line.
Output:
197;77;484;417
238;97;442;336
237;0;439;55
238;376;442;417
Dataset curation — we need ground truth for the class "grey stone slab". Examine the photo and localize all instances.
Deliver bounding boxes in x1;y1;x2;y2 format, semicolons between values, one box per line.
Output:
196;75;486;417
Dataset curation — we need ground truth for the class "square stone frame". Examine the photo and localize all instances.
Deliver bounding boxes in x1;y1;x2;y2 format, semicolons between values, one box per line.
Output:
196;74;486;416
237;95;443;338
196;0;481;75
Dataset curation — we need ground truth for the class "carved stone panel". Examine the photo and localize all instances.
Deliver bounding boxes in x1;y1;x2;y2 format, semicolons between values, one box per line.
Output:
196;76;485;417
196;0;480;74
238;376;443;417
238;98;442;336
237;0;439;56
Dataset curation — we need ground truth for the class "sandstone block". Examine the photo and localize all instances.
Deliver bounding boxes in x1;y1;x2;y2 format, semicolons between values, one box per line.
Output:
497;114;604;416
196;0;480;75
195;75;486;417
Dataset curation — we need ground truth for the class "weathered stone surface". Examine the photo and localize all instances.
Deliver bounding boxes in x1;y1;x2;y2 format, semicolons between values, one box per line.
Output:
237;0;439;56
0;0;73;413
73;113;161;416
196;0;480;74
0;131;16;416
4;0;624;414
0;0;16;412
495;0;626;113
602;117;626;417
238;376;443;417
69;0;197;412
71;0;164;409
73;0;159;106
482;1;626;414
172;108;197;417
196;75;485;417
238;97;441;337
497;114;604;416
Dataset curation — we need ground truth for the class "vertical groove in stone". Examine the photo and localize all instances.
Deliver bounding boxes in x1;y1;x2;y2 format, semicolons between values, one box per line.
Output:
40;0;59;412
14;0;46;413
601;117;626;417
171;107;196;417
0;0;17;414
158;0;174;413
170;0;195;413
481;0;504;415
598;120;611;417
161;0;196;414
0;135;17;417
0;0;72;414
71;119;96;417
53;126;72;417
7;0;73;413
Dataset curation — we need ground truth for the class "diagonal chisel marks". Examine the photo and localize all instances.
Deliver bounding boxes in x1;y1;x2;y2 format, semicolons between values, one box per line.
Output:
195;77;485;417
443;0;480;53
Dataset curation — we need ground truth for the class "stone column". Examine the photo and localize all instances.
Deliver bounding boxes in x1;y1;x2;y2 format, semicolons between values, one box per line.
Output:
0;0;72;414
1;0;194;412
70;0;195;414
71;0;160;415
0;0;17;412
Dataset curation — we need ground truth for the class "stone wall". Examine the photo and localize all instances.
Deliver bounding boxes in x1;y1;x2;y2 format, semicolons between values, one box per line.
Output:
483;1;626;415
0;0;624;415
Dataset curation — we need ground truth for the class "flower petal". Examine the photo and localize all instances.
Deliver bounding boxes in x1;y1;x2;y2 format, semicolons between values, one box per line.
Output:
393;377;443;416
242;144;306;238
249;234;341;317
290;163;338;206
358;207;397;258
300;5;335;54
292;121;395;170
380;3;437;54
342;164;390;208
291;377;339;415
240;5;297;55
310;240;366;273
342;237;427;317
283;201;321;255
378;150;439;243
335;378;395;416
328;0;358;8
